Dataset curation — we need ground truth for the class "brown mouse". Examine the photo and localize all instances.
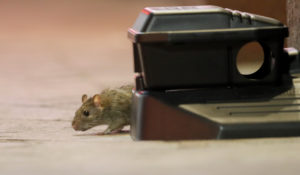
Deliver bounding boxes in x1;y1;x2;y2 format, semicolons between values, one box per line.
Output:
72;85;133;134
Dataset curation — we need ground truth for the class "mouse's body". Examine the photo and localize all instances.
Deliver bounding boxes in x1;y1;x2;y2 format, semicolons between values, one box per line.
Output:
72;85;133;134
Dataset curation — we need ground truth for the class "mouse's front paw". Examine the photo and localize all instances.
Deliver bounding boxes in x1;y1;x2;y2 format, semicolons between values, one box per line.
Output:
103;128;112;134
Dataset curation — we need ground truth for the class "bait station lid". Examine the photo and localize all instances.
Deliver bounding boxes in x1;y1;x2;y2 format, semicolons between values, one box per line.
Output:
128;6;300;140
128;5;290;90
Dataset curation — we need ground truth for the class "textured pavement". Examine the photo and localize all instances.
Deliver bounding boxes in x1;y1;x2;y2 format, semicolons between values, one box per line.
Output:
1;1;300;175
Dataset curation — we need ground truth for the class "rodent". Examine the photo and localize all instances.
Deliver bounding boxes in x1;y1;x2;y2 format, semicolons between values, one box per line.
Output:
72;85;133;134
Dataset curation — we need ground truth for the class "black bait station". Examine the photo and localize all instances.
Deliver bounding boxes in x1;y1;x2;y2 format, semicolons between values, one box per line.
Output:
128;5;300;140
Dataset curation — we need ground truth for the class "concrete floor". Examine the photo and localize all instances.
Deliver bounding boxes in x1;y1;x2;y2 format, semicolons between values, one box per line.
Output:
1;1;300;175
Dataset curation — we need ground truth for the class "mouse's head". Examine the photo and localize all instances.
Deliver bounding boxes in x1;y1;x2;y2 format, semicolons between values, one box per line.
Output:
72;94;104;131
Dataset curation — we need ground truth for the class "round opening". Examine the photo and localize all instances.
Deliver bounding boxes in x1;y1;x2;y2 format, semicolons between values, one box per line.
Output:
236;42;265;77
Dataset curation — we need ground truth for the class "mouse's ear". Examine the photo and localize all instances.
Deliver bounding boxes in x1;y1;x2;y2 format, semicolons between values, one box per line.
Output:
82;94;88;103
93;94;101;107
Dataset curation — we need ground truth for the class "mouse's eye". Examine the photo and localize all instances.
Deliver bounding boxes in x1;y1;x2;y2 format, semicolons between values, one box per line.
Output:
83;110;89;117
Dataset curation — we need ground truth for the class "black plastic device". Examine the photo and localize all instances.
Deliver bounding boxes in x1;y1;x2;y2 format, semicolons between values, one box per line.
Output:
128;6;300;140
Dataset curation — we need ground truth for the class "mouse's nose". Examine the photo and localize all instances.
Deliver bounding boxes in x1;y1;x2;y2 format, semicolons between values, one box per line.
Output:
72;120;79;130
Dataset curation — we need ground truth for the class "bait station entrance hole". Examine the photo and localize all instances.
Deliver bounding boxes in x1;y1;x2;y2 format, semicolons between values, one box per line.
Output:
236;41;275;80
236;42;265;77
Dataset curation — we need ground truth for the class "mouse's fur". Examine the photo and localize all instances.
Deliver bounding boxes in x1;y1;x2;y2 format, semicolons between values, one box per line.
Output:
72;85;133;134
